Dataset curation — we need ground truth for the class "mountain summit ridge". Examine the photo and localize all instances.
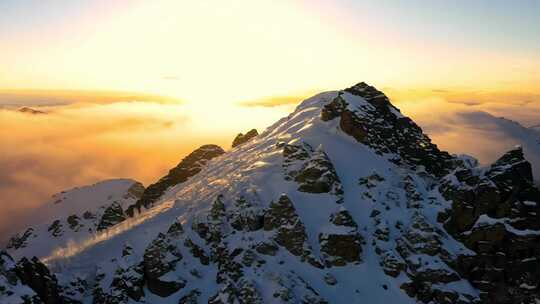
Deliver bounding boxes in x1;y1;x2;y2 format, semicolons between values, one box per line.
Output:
2;83;539;304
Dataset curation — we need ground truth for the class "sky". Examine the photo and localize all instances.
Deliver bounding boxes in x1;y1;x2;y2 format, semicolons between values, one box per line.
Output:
0;0;539;242
1;0;539;101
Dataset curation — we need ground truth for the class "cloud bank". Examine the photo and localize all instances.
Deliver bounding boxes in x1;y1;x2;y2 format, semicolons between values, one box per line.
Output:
396;96;540;178
0;101;215;243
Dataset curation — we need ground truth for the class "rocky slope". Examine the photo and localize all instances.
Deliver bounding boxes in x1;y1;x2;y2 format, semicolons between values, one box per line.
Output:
6;179;144;260
2;82;539;304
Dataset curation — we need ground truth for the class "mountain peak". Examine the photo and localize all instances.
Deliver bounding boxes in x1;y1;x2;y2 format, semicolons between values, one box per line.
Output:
488;145;534;185
321;83;453;176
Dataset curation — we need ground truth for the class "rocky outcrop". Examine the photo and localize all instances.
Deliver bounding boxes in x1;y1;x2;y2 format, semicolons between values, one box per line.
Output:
96;202;126;231
6;228;35;250
263;195;321;267
263;195;310;257
124;182;145;200
441;147;540;304
232;129;258;148
143;233;185;297
229;196;264;232
92;244;145;304
15;257;65;304
0;251;40;303
395;213;470;304
47;220;63;237
321;82;454;177
66;215;81;231
127;144;225;215
319;209;363;267
192;195;227;244
282;143;344;202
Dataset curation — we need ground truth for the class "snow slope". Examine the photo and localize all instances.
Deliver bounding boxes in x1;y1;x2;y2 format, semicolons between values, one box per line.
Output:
6;179;144;260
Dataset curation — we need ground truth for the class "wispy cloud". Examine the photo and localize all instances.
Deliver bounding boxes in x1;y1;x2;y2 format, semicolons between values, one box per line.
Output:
238;95;308;108
0;89;182;108
162;76;180;81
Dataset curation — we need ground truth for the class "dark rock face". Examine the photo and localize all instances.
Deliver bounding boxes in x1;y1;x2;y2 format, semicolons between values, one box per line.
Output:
263;195;310;257
321;82;454;177
178;289;201;304
229;197;264;232
294;148;343;196
16;257;65;304
359;168;476;304
143;233;185;297
91;245;145;304
96;202;126;231
127;145;225;215
282;143;344;202
0;251;40;303
394;213;467;304
124;182;145;200
209;279;263;304
320;209;363;267
319;233;362;267
263;195;321;267
232;129;259;148
47;220;63;237
192;195;227;244
6;228;35;250
66;215;81;231
441;147;540;304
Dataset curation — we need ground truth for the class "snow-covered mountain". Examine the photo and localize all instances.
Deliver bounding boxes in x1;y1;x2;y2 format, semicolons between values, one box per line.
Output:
2;83;539;304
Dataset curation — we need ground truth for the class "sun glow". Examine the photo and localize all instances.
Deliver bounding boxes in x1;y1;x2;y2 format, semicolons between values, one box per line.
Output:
2;0;539;109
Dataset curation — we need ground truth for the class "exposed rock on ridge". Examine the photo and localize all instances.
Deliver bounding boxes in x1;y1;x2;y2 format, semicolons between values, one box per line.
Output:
126;144;225;216
440;146;540;304
232;129;258;148
321;82;454;177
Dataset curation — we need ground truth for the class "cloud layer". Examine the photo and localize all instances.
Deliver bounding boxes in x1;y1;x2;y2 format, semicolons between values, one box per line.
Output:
396;96;540;177
0;101;218;243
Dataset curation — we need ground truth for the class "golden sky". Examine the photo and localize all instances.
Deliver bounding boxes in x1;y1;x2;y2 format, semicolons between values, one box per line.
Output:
1;0;539;105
